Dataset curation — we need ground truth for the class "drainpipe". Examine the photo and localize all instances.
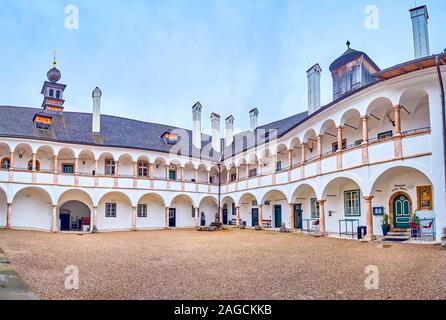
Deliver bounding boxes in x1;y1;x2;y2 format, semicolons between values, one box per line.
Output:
435;54;446;238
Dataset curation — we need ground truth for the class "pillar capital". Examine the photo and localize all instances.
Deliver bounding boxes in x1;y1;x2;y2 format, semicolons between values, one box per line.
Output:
361;115;369;120
393;104;402;111
363;195;375;202
318;199;326;205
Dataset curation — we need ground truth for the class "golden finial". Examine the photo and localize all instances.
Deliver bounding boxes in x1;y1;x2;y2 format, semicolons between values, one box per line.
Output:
52;48;57;67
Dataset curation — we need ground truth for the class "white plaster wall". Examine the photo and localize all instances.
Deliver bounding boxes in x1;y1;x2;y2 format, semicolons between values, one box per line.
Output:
0;190;7;227
11;189;52;231
97;193;132;231
137;195;165;229
171;200;194;228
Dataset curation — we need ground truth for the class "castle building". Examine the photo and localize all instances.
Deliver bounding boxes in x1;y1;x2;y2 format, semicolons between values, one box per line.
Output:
0;5;445;241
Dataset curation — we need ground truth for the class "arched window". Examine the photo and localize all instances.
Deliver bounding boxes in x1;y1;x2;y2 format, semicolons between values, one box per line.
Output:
49;89;54;97
56;90;61;99
1;157;11;169
27;160;40;171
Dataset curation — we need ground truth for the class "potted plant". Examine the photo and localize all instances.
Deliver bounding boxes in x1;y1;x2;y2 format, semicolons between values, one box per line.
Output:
381;213;390;236
410;213;420;238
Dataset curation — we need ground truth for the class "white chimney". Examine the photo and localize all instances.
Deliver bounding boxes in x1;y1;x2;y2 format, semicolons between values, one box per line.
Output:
410;5;430;59
307;64;322;115
225;115;234;147
192;102;202;149
249;108;258;131
92;87;102;133
210;113;221;153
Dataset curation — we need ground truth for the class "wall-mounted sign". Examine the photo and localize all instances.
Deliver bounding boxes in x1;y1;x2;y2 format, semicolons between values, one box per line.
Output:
392;185;408;192
373;207;384;216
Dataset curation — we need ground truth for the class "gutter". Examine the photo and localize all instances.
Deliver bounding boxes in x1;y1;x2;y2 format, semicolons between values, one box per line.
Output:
435;54;446;212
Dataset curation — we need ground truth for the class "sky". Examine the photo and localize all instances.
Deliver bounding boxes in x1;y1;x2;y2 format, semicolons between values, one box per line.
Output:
0;0;445;135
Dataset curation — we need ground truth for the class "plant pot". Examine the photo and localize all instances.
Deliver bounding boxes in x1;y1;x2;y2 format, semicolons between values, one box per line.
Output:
382;225;389;236
411;228;419;238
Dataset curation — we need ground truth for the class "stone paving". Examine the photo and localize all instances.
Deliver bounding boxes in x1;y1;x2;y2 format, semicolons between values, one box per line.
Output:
0;248;37;300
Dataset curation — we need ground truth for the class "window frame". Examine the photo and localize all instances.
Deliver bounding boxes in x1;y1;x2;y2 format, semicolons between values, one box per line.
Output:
377;131;393;141
1;157;11;170
62;164;74;174
332;139;347;153
105;158;116;176
310;198;320;218
27;160;40;171
138;162;148;177
344;189;361;217
276;161;282;172
249;168;257;177
137;204;148;218
105;203;117;218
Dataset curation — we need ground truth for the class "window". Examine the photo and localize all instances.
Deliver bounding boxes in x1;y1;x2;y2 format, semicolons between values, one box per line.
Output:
311;198;320;218
56;90;61;99
332;139;347;152
169;169;176;180
161;132;178;145
63;164;74;174
232;202;236;216
209;176;214;184
138;162;148;177
377;131;393;140
138;204;147;218
105;203;117;218
49;89;54;97
230;173;237;182
276;161;282;172
249;168;257;177
344;190;361;216
27;160;40;171
354;139;363;146
191;206;195;218
417;185;433;211
105;159;116;175
1;157;11;169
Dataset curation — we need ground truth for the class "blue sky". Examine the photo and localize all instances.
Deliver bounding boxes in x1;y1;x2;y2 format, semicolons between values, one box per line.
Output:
0;0;445;135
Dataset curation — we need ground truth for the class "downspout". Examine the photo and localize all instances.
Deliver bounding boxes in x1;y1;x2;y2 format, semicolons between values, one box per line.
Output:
435;54;446;225
217;163;221;223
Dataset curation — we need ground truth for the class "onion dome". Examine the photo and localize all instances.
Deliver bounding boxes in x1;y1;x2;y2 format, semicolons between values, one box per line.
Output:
47;67;61;83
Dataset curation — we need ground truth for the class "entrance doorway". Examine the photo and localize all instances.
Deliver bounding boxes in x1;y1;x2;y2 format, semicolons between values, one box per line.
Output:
390;192;412;229
274;205;282;228
222;206;228;225
169;208;176;227
200;213;206;226
251;208;259;227
293;204;303;229
59;201;91;232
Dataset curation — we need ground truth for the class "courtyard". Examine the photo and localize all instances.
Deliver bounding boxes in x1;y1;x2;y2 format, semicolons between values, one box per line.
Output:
0;228;444;300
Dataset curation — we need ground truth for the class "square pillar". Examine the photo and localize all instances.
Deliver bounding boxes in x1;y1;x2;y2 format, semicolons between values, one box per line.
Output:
364;196;376;241
236;206;240;228
258;205;263;227
318;200;326;235
51;205;58;233
194;207;199;227
131;206;137;231
6;203;12;229
92;207;98;232
289;204;295;230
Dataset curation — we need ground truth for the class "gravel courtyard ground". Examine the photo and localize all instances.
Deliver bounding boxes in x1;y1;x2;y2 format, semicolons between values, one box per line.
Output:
0;228;444;300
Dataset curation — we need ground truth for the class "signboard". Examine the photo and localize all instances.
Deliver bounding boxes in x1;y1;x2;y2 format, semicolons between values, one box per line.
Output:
373;207;384;216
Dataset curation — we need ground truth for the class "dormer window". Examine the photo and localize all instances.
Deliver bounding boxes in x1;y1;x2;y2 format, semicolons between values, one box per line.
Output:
49;89;54;97
162;132;178;145
56;90;61;99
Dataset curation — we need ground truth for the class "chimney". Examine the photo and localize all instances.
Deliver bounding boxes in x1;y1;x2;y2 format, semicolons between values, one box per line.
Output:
307;64;322;115
210;113;221;153
249;108;258;131
225;115;234;147
192;102;202;149
410;5;430;59
92;87;102;133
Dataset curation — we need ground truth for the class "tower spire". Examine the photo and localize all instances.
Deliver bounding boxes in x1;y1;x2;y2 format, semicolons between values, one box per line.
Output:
52;48;57;67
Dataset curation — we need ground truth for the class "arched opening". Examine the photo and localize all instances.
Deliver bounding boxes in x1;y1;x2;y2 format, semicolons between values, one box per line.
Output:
340;109;363;149
78;149;96;176
13;143;33;171
366;97;395;142
118;154;133;177
136;155;150;178
58;148;76;174
153;157;167;179
319;120;338;155
98;152;115;176
97;192;133;231
370;166;433;233
11;187;53;231
58;189;94;232
169;194;194;228
275;144;289;172
303;129;318;161
199;196;218;226
291;184;318;230
36;145;55;173
222;196;236;225
238;193;258;227
399;89;430;133
290;138;302;166
261;189;289;228
209;165;219;185
137;193;165;229
322;177;363;233
0;143;11;171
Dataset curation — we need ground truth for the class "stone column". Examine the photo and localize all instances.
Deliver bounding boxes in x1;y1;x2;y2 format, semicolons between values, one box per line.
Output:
194;207;199;227
318;200;327;235
258;205;263;227
53;156;58;173
394;105;402;135
219;207;223;224
132;206;137;231
195;169;198;182
148;162;153;179
317;135;322;158
364;196;376;241
114;161;119;177
74;157;79;185
300;146;306;179
94;160;99;187
133;162;138;178
289;204;295;229
227;170;230;183
336;126;343;170
361;116;369;165
92;206;98;232
235;166;239;181
9;151;14;171
165;207;170;228
288;149;293;168
207;170;210;184
246;164;249;178
165;165;169;180
6;203;12;229
32;153;37;171
180;166;184;182
236;206;240;228
51;205;58;233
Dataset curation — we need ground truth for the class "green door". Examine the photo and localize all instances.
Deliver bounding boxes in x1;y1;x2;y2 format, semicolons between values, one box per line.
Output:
274;205;282;228
393;195;411;229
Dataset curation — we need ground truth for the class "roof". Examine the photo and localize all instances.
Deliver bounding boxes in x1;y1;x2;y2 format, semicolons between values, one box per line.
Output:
329;47;380;73
0;106;217;160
